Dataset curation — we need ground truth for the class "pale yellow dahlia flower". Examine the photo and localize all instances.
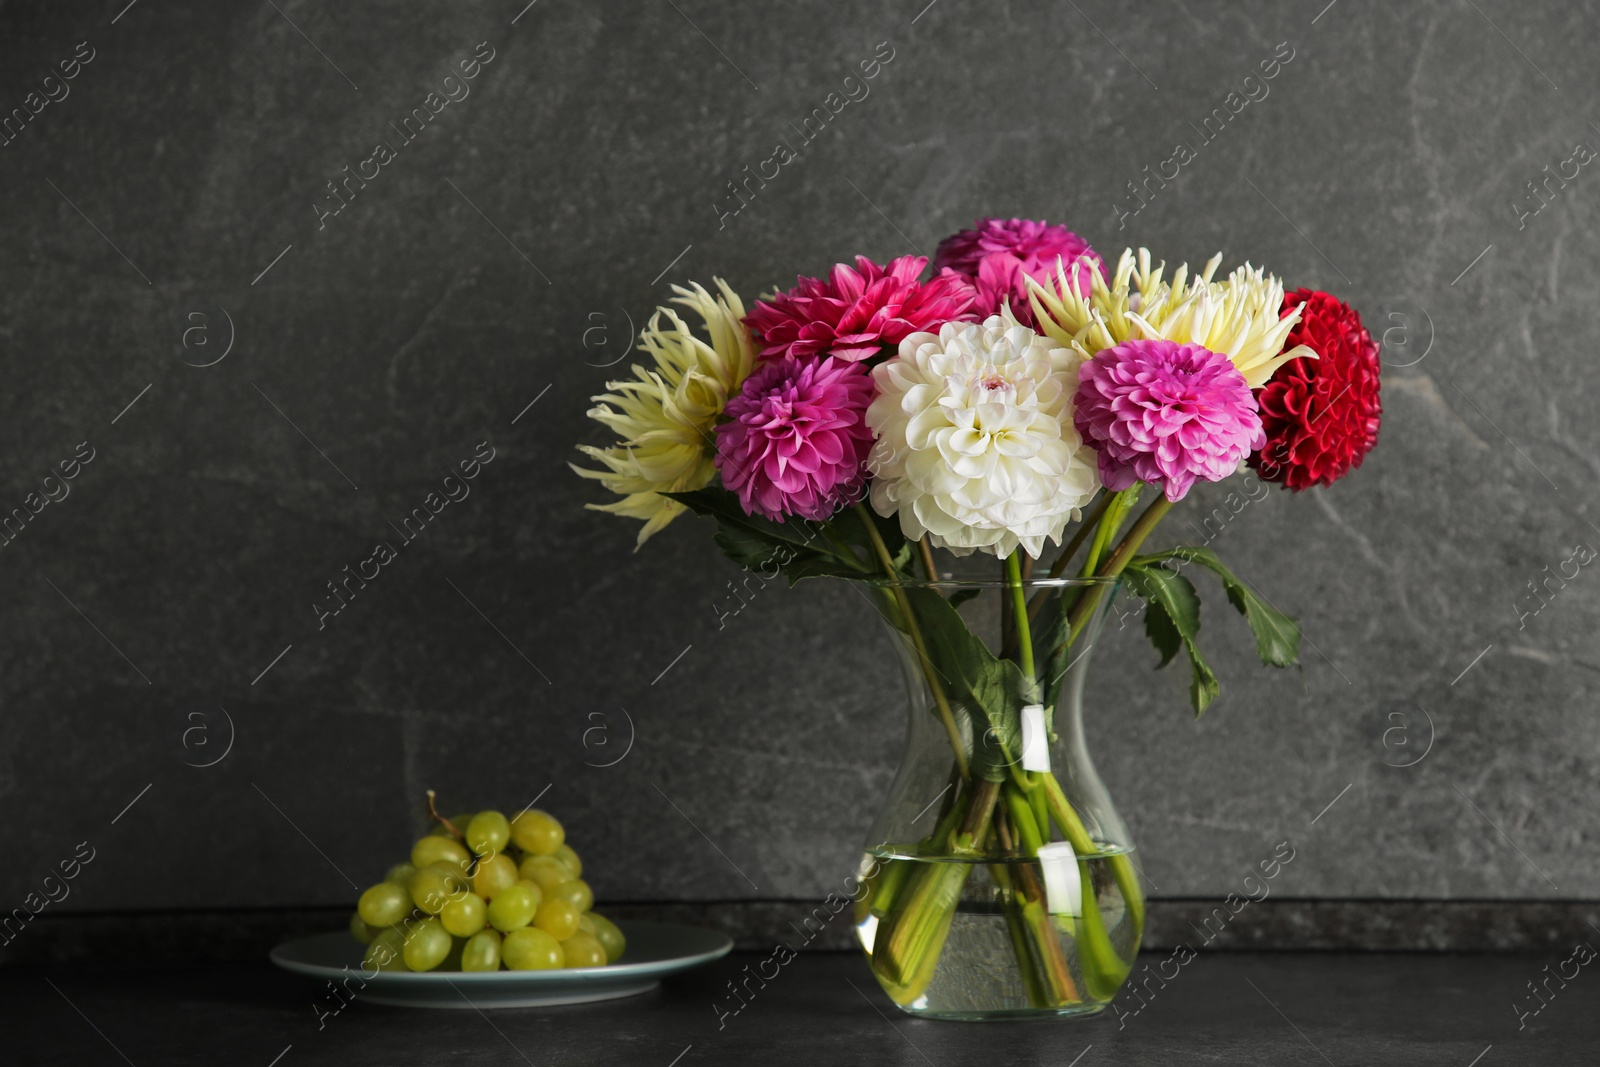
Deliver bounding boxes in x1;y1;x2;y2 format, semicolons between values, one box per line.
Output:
1027;247;1314;388
571;280;755;545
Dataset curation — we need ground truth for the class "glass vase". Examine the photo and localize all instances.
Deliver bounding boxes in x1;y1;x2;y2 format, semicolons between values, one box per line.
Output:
853;576;1143;1021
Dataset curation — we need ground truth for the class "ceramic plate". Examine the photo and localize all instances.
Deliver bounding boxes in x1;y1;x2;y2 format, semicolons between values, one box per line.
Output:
271;921;732;1009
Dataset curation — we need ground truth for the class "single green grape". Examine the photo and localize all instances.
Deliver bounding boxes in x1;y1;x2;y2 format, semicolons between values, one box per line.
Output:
441;892;488;937
519;855;573;892
349;912;377;945
472;854;519;900
559;932;607;968
364;927;407;971
576;913;596;936
553;844;582;878
566;927;608;972
402;917;452;971
462;929;502;972
385;862;417;886
409;863;468;915
467;811;511;856
412;835;472;871
549;879;593;913
534;897;581;941
513;879;544;905
502;927;564;970
442;935;466;972
358;881;412;927
589;913;626;963
509;810;564;856
486;883;540;933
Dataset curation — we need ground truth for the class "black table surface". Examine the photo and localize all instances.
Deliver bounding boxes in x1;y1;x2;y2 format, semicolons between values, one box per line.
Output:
5;950;1595;1066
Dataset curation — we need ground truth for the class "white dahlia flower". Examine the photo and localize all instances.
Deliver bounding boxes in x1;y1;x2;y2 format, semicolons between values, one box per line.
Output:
1027;247;1315;388
865;309;1101;558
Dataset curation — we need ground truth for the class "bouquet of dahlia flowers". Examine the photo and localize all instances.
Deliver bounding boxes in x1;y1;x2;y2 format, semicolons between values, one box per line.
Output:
574;217;1381;1011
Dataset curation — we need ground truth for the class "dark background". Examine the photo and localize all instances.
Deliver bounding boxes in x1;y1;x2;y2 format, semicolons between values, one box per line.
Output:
2;0;1597;952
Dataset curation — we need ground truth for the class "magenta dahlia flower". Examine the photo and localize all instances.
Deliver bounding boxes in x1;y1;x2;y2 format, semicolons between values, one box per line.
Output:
715;355;875;521
1074;340;1265;503
933;218;1105;329
743;255;975;363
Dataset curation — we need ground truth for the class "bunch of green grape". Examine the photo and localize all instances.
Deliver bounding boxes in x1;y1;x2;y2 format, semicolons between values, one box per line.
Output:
349;806;626;973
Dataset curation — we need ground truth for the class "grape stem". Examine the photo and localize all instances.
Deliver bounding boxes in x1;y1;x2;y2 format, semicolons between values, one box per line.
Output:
425;790;464;843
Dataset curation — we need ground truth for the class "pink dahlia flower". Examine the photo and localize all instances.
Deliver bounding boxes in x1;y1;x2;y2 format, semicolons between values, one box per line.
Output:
1074;340;1265;503
933;218;1105;329
715;355;875;521
743;255;976;363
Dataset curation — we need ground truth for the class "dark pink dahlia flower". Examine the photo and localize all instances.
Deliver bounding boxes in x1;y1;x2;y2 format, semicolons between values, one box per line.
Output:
715;355;875;521
743;255;976;363
1074;339;1266;503
933;217;1105;329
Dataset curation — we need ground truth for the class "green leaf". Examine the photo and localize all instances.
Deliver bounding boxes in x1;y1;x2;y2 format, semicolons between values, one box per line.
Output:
897;586;1033;782
1122;563;1219;716
666;488;868;585
830;502;914;574
1142;593;1181;668
947;588;983;609
1133;546;1300;668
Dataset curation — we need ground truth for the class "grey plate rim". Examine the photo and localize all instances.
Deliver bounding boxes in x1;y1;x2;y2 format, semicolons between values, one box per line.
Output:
269;920;733;985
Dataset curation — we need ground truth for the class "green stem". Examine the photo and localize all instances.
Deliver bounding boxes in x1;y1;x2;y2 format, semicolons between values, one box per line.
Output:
1046;491;1110;580
1049;486;1141;641
873;859;969;998
1024;493;1113;627
991;861;1050;1007
1106;853;1148;931
1075;486;1139;579
1042;775;1146;946
856;505;970;781
1052;496;1176;661
1027;772;1050;844
999;557;1015;667
953;778;999;853
1005;552;1035;684
862;857;911;918
1020;892;1079;1005
866;784;973;999
1038;776;1141;995
992;811;1053;1008
1003;784;1044;854
1073;860;1133;1000
1097;494;1173;581
996;795;1081;1005
918;536;940;584
1039;772;1097;857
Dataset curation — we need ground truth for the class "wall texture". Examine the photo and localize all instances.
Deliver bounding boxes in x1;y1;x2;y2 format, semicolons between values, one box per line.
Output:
2;0;1597;943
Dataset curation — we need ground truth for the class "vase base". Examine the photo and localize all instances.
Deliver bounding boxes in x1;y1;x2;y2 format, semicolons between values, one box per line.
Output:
896;1002;1108;1023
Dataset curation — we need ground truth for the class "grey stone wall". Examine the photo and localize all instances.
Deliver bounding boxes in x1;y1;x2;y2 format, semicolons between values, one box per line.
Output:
0;0;1595;938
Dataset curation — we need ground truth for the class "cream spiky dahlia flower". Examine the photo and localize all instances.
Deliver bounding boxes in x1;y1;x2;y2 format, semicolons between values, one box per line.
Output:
866;309;1101;558
1027;247;1315;388
572;279;755;546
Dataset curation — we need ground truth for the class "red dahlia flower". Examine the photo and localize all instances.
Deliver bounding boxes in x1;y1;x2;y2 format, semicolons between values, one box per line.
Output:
743;255;976;363
1249;289;1381;490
